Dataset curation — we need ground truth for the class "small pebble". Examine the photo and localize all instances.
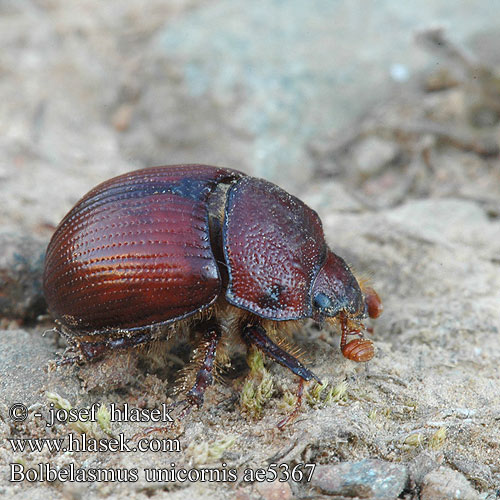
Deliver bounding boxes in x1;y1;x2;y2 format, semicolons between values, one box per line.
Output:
420;466;480;500
311;459;408;498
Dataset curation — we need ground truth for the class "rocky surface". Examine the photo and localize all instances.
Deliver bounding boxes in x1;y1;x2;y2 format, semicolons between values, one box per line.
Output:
420;466;481;500
0;232;46;323
1;1;500;499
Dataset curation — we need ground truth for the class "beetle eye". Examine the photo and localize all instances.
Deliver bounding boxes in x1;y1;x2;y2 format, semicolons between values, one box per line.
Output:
313;292;332;311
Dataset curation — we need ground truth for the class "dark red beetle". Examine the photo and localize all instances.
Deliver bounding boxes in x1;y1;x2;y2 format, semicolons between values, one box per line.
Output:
43;165;382;410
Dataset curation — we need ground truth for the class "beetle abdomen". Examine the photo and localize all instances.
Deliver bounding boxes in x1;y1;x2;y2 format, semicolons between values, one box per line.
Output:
43;165;241;332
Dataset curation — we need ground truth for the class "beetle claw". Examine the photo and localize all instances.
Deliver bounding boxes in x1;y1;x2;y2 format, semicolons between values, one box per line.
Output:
53;349;82;367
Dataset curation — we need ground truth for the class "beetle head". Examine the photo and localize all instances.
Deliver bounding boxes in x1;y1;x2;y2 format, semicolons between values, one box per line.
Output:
311;250;365;324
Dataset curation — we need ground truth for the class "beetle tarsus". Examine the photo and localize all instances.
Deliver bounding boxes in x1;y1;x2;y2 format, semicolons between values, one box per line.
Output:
277;377;305;430
241;324;321;383
52;349;82;368
52;356;80;371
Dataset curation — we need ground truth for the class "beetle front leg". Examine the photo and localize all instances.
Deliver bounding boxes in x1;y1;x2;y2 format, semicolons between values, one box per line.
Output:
241;323;321;383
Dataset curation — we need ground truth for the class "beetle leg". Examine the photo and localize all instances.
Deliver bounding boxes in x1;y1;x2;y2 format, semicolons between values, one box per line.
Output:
132;326;222;438
78;330;155;361
185;326;222;408
277;377;305;430
241;324;321;383
54;352;81;367
51;329;157;367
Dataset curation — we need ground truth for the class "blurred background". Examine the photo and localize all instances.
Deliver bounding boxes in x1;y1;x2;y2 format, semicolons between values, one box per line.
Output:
1;0;499;235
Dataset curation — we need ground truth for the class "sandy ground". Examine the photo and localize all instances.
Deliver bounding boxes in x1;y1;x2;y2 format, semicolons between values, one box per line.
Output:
1;1;500;499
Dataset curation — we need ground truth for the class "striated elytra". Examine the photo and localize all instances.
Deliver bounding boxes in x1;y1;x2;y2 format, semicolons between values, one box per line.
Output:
43;165;382;410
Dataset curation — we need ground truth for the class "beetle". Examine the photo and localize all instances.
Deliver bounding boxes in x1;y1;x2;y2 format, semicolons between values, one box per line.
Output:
43;164;382;412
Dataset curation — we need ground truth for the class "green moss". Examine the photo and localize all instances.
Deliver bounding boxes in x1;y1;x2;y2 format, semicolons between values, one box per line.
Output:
97;404;112;435
187;436;236;465
46;392;71;411
240;349;274;419
44;392;113;437
429;426;447;449
324;381;348;404
306;381;328;407
247;348;265;374
404;433;423;448
278;389;298;412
